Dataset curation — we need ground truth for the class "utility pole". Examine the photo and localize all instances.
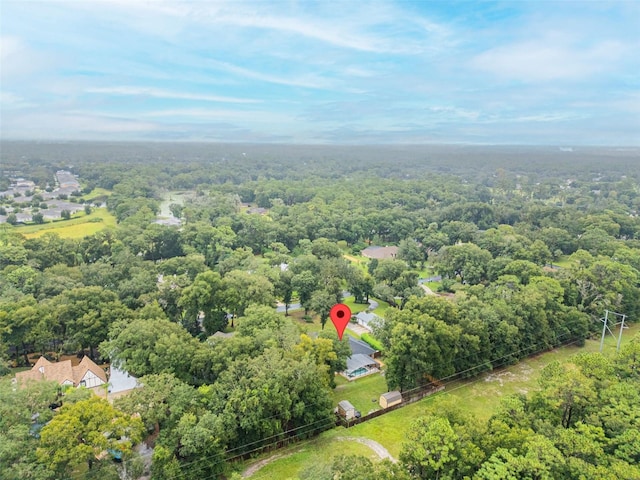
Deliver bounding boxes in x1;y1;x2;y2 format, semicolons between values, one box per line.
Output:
599;309;627;352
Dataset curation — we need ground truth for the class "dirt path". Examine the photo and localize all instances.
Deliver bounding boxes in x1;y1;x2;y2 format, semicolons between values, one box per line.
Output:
242;437;396;477
242;452;296;478
421;284;436;295
335;436;397;463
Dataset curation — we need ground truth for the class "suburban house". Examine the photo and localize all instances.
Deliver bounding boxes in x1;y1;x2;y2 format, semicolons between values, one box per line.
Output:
354;311;381;331
379;390;403;409
361;245;398;260
15;356;107;389
107;366;138;396
337;400;357;420
342;336;380;380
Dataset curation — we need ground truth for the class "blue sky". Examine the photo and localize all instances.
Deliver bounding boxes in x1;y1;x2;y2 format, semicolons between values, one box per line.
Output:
1;0;639;144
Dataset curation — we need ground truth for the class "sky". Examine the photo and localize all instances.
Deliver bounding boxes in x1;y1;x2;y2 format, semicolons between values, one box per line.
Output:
1;0;639;145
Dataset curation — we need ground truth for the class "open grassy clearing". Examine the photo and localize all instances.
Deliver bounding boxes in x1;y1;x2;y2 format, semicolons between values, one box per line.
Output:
551;255;574;268
341;296;370;315
15;208;117;239
80;187;112;201
243;322;639;477
342;253;366;265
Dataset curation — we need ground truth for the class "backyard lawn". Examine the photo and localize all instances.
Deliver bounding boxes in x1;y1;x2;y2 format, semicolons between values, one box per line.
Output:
332;373;388;416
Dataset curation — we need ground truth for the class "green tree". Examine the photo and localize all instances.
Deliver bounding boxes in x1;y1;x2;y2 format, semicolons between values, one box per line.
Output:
400;416;459;479
275;269;294;315
385;309;460;391
0;378;59;480
398;237;423;267
310;289;336;329
436;243;493;285
292;270;319;315
51;286;132;359
179;270;226;335
101;316;199;382
37;397;144;477
221;270;275;322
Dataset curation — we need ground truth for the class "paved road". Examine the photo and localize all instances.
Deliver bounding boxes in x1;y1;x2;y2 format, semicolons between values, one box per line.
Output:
419;275;442;284
276;291;353;313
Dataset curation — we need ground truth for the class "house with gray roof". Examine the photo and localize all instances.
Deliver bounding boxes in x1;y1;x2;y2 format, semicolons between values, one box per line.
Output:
361;245;398;260
354;311;381;331
342;336;380;380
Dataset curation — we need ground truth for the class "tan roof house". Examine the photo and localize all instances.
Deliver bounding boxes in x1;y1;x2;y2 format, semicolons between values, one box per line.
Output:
15;356;107;389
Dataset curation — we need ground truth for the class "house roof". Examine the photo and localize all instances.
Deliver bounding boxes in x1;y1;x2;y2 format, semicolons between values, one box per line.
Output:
348;336;376;356
381;390;402;403
211;331;234;340
346;354;378;373
361;245;399;260
108;366;138;394
15;356;106;387
74;356;108;384
354;311;379;327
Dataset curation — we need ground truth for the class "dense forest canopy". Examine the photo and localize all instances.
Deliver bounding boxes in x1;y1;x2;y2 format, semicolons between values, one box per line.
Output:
1;141;639;479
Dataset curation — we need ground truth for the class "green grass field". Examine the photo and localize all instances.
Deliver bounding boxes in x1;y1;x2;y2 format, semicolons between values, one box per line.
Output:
15;208;117;239
242;322;640;478
551;255;574;268
341;296;370;315
244;429;383;480
80;187;112;201
342;254;369;274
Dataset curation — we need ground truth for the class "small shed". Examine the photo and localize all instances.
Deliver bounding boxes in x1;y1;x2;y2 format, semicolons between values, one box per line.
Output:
379;391;402;409
337;400;356;420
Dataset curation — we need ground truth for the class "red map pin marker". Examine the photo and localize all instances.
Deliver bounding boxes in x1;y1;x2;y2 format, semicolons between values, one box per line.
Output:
330;303;352;340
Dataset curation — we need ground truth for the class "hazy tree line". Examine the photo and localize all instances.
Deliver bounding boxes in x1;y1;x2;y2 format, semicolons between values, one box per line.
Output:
1;144;639;477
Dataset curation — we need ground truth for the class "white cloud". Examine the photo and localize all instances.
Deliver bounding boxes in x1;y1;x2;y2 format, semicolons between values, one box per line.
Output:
141;107;294;125
85;86;260;104
471;35;627;82
207;60;334;90
0;35;52;79
61;1;438;54
0;91;36;109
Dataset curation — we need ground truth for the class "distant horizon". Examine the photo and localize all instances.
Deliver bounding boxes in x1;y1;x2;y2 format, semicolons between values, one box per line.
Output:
2;138;639;149
2;1;638;145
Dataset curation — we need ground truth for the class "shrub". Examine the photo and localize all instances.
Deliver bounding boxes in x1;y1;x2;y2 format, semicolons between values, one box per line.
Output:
361;333;383;351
